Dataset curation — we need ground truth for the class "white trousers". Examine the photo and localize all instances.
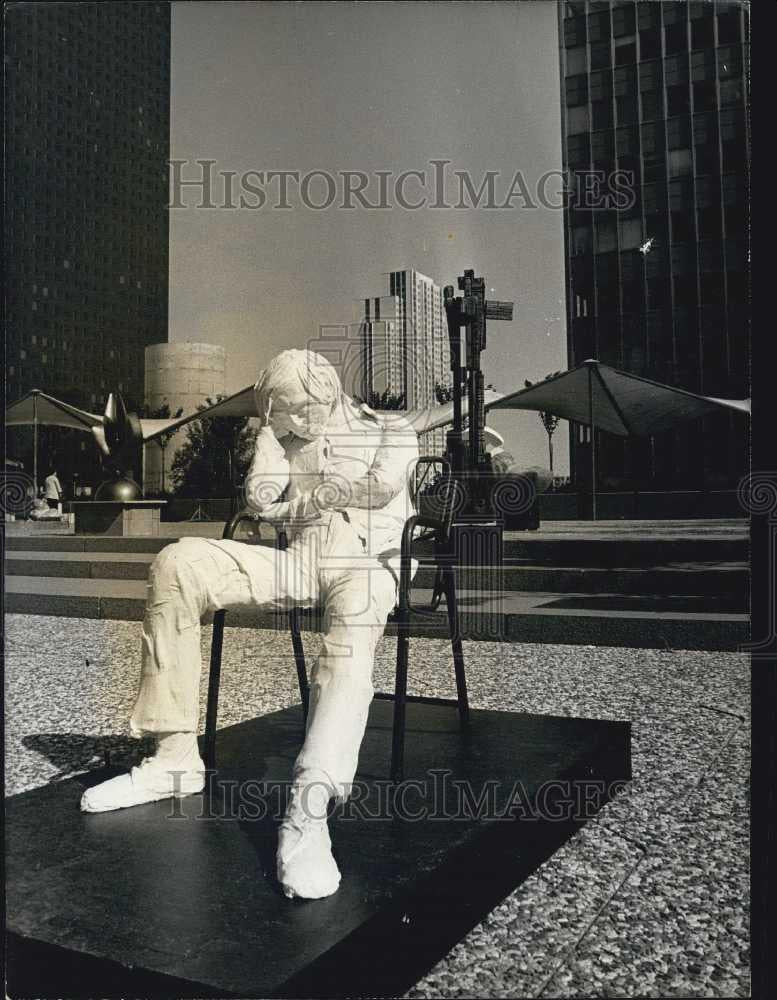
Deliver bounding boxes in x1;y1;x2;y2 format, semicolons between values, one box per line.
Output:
130;515;399;796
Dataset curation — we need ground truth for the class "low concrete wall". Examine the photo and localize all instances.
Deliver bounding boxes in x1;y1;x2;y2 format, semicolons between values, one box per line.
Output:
157;491;746;525
540;490;745;521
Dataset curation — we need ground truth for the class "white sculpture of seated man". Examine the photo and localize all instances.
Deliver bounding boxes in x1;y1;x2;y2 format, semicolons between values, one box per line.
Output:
81;348;420;900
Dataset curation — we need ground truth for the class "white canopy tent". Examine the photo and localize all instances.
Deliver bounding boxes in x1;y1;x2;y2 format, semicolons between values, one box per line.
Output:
486;360;750;518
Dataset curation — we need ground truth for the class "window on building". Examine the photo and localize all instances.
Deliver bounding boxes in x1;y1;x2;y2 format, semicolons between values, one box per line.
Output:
613;65;636;96
615;125;638;158
667;115;691;149
588;10;610;43
668;148;693;177
693;111;717;147
597;312;621;367
699;240;723;273
591;99;613;131
667;84;691;116
639;28;661;60
565;73;587;106
695;144;719;176
671;211;695;243
616;94;638;124
589;70;612;101
642;181;665;215
596;220;618;254
719;107;744;144
665;22;688;54
664;54;689;86
641;90;662;121
673;276;698;308
640;122;662;157
566;45;587;76
567;134;591;167
592;129;615;165
571;224;593;256
691;16;714;49
691;49;715;82
647;277;669;310
566;104;590;136
719;78;744;107
697;205;721;240
619;218;643;250
669;177;694;212
693;81;716;112
590;43;612;70
717;10;742;45
639;60;662;91
564;15;586;46
615;38;636;65
613;4;636;36
638;3;661;30
699;272;724;305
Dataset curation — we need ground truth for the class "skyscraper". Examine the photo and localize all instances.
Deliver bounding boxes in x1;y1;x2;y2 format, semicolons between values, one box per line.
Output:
5;1;171;417
359;269;449;453
558;0;749;492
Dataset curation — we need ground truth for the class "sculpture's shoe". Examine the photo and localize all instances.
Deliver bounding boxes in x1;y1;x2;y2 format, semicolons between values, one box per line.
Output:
277;818;341;900
80;752;205;813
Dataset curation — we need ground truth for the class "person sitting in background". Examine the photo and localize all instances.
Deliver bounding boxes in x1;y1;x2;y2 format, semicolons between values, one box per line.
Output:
44;469;63;510
484;426;553;493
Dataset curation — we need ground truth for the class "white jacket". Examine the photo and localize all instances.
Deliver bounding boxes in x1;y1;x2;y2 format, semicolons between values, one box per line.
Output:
244;397;420;557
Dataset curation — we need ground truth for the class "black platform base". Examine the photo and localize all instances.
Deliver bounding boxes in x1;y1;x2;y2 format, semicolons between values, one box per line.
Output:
6;702;631;999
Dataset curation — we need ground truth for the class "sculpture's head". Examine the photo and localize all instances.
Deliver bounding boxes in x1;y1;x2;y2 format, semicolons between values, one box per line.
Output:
254;348;342;440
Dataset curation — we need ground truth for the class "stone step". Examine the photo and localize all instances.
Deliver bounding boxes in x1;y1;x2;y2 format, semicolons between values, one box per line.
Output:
4;549;749;604
4;526;749;565
5;576;749;652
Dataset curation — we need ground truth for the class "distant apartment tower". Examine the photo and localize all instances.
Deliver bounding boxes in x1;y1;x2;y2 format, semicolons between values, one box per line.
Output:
5;2;171;414
559;0;749;491
359;269;449;453
143;342;226;492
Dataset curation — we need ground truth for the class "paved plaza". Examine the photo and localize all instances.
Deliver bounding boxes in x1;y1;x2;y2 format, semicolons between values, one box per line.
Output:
5;612;749;998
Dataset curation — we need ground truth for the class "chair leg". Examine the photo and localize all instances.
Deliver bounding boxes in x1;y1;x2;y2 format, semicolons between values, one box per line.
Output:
392;604;410;784
289;608;309;722
443;567;469;726
205;609;227;771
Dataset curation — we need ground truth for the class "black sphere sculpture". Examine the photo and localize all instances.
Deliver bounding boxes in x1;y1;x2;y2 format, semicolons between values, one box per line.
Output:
95;473;142;502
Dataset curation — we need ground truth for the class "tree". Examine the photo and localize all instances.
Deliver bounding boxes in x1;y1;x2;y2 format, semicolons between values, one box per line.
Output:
435;380;454;404
525;372;562;472
367;387;406;410
435;379;497;405
140;402;184;494
171;396;256;498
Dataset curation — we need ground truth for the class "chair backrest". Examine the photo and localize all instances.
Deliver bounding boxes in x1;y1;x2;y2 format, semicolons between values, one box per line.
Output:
413;455;455;538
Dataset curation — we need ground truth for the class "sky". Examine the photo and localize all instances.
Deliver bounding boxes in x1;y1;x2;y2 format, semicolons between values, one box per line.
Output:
169;0;570;473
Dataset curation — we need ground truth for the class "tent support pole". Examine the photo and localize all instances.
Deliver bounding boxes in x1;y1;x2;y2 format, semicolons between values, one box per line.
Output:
588;367;597;521
33;392;39;499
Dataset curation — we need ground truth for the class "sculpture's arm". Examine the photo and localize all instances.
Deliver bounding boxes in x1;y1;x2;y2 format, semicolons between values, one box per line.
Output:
340;421;420;510
259;418;419;525
244;425;293;514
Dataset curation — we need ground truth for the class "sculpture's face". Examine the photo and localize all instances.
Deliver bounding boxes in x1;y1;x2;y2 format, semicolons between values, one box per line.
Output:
269;384;334;440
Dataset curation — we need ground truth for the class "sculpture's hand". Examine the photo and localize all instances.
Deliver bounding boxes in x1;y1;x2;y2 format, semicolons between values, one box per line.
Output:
245;414;290;513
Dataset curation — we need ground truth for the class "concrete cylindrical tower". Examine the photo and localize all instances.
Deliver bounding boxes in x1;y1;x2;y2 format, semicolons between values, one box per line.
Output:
143;342;226;493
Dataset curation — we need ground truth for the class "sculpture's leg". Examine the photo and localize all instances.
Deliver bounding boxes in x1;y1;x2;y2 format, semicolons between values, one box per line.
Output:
80;536;318;813
277;541;397;900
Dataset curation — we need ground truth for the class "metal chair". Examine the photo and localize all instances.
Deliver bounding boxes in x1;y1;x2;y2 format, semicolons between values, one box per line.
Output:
204;456;469;782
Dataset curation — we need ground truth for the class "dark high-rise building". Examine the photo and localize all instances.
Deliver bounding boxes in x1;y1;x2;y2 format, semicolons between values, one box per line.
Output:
558;0;749;492
5;1;171;417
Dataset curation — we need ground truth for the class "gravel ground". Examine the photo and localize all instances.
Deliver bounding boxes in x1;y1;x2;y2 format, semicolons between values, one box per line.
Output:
4;615;749;998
